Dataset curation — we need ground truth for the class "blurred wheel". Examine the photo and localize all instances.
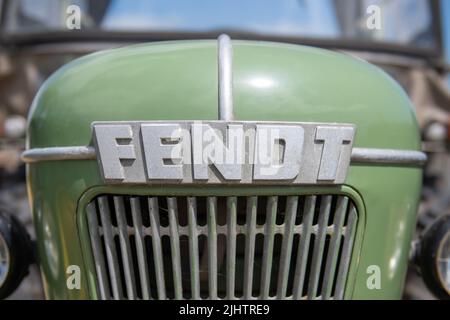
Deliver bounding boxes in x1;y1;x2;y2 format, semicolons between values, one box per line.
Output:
0;211;33;299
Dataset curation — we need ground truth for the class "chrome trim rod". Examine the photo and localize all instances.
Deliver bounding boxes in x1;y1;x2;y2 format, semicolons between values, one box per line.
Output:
351;147;427;166
218;34;234;121
21;145;427;166
21;146;96;162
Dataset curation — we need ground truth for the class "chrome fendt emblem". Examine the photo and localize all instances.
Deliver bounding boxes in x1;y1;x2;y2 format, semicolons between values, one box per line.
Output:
93;121;355;185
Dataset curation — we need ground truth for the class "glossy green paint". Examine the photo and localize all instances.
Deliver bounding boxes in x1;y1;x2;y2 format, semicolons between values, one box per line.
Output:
26;40;422;299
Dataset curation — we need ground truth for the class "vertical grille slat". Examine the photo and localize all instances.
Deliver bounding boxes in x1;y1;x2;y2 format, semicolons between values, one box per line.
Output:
86;193;359;300
260;196;278;299
334;205;358;299
130;197;151;300
292;195;316;299
243;196;257;299
113;196;137;299
276;196;299;299
207;197;218;299
98;196;123;300
321;197;349;299
86;202;111;300
167;197;183;299
187;197;200;299
226;197;237;299
307;195;332;299
148;197;166;299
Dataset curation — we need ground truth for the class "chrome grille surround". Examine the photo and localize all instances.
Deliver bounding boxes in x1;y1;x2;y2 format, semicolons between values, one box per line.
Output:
84;194;359;300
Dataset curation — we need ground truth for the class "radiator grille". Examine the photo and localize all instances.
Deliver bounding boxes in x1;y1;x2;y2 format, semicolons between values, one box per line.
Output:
85;194;358;300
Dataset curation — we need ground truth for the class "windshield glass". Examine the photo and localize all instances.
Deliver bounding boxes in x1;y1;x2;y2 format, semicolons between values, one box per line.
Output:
4;0;437;50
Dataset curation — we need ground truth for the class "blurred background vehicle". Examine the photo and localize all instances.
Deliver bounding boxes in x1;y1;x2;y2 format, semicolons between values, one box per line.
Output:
0;0;448;299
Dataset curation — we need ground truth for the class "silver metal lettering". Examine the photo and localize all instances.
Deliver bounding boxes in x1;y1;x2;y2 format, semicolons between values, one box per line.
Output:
315;126;355;181
141;124;183;180
93;124;136;181
253;125;304;180
92;121;356;185
192;123;243;180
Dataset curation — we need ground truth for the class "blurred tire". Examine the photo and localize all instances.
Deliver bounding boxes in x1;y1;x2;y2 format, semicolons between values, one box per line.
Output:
0;211;33;299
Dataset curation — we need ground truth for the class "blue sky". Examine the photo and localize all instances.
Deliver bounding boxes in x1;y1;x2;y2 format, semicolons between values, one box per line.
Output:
442;0;450;86
102;0;340;37
101;1;446;48
444;0;450;58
